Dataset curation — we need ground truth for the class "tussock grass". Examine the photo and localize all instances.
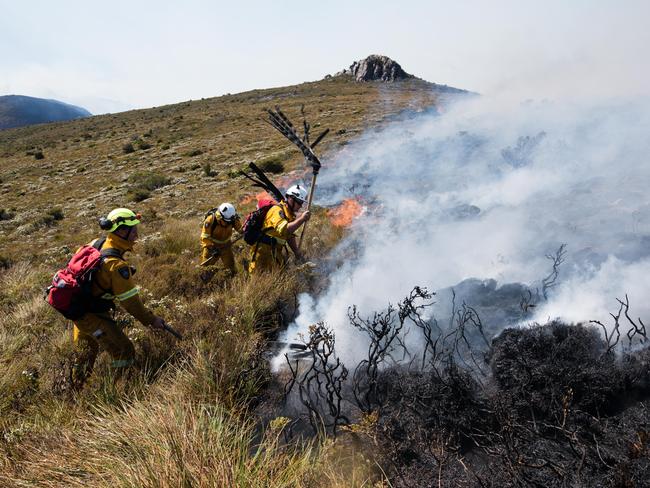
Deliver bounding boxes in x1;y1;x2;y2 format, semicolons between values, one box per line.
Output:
2;363;375;487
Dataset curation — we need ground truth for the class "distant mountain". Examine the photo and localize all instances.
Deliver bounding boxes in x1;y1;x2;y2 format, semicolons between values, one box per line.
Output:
0;95;91;130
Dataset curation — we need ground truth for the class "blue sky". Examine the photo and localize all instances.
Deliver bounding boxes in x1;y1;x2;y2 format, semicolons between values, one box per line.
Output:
1;0;648;114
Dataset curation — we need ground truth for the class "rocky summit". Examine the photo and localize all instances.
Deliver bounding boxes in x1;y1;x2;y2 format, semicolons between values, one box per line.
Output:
337;55;414;82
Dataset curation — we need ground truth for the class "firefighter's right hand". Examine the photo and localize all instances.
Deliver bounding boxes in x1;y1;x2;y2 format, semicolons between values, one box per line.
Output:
301;210;311;223
150;316;166;330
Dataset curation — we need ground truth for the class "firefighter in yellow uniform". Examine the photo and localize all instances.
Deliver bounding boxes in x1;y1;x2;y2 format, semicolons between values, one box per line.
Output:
72;208;166;383
248;185;311;274
200;202;242;274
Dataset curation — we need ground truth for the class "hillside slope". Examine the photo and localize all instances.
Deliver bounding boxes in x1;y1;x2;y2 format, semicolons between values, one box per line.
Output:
0;76;450;262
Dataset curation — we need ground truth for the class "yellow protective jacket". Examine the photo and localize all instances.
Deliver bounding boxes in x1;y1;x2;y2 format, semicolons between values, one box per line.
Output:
248;201;297;273
201;211;242;249
261;201;296;245
88;233;156;326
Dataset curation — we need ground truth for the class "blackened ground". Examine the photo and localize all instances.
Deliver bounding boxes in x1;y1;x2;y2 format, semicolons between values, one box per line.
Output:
375;322;650;487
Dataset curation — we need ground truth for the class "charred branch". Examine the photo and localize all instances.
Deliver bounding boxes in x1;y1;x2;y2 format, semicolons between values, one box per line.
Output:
284;323;349;436
542;244;567;300
350;287;434;412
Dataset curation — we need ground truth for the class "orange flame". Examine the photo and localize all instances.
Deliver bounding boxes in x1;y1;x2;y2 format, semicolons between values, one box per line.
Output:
240;191;271;206
327;198;364;227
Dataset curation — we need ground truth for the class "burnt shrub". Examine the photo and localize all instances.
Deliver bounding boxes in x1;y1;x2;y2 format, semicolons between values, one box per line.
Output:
356;306;650;488
490;322;624;418
122;142;135;154
378;365;493;459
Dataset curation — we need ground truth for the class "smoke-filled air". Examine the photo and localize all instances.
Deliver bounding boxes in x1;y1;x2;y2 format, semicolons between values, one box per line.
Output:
276;94;650;367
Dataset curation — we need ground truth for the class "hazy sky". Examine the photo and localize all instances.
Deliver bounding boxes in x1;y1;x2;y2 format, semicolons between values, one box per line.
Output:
1;0;648;114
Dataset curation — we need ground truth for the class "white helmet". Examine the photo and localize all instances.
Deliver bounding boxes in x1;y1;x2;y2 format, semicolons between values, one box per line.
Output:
285;185;308;203
218;202;237;222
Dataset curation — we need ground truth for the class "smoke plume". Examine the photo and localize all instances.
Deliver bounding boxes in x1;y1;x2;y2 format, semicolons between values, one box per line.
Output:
277;94;650;367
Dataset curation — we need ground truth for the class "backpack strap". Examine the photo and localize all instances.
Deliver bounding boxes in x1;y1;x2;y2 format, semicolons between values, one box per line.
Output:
88;236;123;301
92;236;125;260
92;236;107;251
101;248;124;259
204;208;221;235
259;204;282;246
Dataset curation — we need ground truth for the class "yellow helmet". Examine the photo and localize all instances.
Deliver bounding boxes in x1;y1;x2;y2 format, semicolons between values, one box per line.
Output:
100;208;141;233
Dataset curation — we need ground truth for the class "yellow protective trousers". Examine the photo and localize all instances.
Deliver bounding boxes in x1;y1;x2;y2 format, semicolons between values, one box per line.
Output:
247;242;286;274
201;246;236;273
73;312;136;371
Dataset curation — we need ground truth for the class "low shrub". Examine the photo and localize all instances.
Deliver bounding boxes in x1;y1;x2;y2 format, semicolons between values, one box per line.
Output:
127;171;172;202
0;255;11;269
137;140;152;150
129;188;151;202
258;156;285;174
202;162;217;177
0;208;14;221
38;207;65;227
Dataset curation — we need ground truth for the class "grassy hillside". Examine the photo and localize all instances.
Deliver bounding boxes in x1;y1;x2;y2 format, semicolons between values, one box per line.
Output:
0;76;444;486
0;77;441;262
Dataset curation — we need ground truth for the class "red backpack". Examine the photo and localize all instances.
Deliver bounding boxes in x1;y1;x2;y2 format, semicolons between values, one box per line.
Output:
46;238;122;320
241;198;278;245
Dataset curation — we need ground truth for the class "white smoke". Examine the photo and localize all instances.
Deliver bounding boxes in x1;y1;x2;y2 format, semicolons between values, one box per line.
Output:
275;94;650;367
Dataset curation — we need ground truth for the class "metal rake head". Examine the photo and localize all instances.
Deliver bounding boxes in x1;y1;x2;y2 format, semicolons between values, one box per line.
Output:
265;106;329;173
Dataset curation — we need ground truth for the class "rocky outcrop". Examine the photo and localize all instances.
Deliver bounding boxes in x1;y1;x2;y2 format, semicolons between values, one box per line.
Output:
337;55;414;82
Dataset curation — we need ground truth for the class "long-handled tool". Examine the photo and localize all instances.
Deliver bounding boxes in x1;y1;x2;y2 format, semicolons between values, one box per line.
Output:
162;321;183;340
264;106;329;249
298;164;319;249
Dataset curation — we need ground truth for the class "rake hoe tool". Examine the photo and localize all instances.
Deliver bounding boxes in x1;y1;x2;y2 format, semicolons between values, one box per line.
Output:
265;106;329;250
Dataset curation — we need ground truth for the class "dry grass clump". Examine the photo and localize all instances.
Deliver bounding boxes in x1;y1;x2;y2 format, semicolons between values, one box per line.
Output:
2;361;376;488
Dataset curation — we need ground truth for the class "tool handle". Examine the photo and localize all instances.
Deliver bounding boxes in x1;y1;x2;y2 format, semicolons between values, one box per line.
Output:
163;322;183;340
298;171;318;250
